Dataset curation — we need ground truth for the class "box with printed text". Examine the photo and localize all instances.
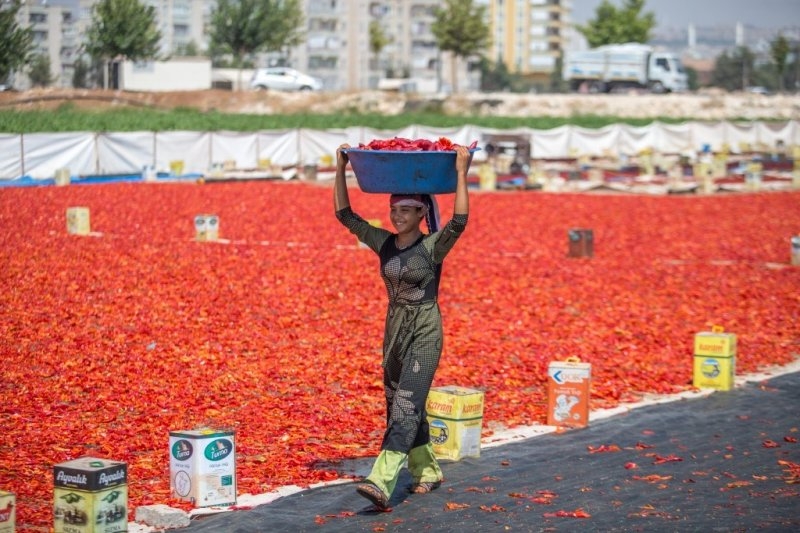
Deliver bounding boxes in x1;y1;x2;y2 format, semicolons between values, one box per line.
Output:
693;328;737;390
53;457;128;533
426;386;484;461
169;429;236;507
0;490;14;533
547;358;591;428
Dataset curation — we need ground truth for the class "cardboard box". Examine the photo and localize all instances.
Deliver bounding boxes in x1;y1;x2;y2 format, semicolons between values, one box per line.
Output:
53;457;128;533
169;429;236;507
426;386;484;461
194;214;219;242
693;327;737;390
547;359;591;428
66;207;91;236
0;491;14;533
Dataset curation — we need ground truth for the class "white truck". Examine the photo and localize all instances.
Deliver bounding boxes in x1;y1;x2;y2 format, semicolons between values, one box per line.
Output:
563;43;688;93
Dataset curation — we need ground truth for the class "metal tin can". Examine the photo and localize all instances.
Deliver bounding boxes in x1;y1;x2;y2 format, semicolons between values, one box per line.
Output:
791;236;800;266
568;229;594;258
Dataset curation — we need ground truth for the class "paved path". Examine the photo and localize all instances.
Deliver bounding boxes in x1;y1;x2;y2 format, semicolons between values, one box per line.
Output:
178;371;800;532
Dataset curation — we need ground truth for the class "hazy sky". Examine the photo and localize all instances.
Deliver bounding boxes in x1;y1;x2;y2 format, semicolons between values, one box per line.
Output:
572;0;800;28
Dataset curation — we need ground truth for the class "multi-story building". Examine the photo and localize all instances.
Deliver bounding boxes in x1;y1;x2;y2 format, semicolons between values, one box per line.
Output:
488;0;572;86
10;1;76;88
142;0;208;56
298;0;469;92
8;0;571;92
74;0;208;58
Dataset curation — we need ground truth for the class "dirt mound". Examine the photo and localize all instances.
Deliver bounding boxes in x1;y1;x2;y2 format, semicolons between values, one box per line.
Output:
1;87;798;120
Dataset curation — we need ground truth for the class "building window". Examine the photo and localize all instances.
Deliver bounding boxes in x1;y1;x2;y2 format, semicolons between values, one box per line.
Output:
309;56;337;69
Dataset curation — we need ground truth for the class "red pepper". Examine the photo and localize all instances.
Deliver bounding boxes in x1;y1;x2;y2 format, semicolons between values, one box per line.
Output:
358;137;477;152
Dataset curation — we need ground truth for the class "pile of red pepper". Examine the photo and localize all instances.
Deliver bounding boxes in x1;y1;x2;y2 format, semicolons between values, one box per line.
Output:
358;137;478;151
2;181;799;527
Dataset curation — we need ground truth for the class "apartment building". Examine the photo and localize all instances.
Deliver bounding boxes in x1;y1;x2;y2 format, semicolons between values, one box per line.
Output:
8;0;572;92
75;0;208;57
11;1;76;88
297;0;468;92
488;0;573;85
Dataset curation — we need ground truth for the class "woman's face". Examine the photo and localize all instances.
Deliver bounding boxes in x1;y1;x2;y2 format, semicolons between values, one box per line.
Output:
390;205;424;233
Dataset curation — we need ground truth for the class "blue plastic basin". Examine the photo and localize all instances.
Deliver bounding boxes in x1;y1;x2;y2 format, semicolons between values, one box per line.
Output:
345;148;478;194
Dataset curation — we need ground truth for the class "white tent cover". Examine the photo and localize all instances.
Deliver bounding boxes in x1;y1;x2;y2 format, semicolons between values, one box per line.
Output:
2;121;797;181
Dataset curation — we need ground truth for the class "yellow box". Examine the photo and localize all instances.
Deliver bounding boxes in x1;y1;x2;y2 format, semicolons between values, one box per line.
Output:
694;330;737;357
0;491;15;533
169;160;185;176
693;354;735;390
53;457;128;533
693;327;736;390
66;207;91;236
194;214;219;242
426;386;484;461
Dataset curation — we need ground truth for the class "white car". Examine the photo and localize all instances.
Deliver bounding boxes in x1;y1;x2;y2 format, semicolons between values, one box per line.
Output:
249;67;322;92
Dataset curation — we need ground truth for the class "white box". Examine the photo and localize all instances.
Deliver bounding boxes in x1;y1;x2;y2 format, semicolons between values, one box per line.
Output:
0;490;14;533
194;214;219;241
169;429;236;507
66;207;91;235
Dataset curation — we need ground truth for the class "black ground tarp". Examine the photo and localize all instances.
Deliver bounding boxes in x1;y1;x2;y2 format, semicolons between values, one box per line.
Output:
179;371;800;532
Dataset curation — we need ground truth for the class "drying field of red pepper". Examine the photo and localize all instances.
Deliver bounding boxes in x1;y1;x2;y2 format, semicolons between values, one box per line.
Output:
1;181;799;529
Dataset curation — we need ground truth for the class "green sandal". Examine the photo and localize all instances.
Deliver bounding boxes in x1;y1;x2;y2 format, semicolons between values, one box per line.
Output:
409;480;442;494
356;481;390;510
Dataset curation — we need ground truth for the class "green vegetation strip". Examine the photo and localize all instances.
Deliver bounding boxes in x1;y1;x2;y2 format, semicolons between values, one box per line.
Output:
0;105;697;134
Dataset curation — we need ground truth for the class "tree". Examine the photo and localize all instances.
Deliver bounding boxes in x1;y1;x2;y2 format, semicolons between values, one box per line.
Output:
85;0;161;89
176;40;201;57
209;0;304;89
479;56;512;92
431;0;490;94
769;34;790;92
684;65;699;91
711;46;755;91
28;54;55;87
0;0;34;86
369;20;391;77
577;0;656;48
72;57;90;88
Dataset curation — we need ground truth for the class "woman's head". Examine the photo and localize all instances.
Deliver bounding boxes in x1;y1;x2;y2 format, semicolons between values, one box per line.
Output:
389;194;427;233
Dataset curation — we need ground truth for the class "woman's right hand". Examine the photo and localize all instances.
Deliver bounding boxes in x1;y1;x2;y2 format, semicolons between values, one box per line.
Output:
334;143;352;211
337;143;351;170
